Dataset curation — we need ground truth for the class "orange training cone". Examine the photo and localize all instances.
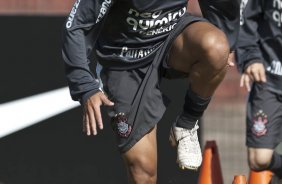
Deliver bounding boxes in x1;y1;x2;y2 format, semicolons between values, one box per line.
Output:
232;175;247;184
248;170;273;184
198;140;223;184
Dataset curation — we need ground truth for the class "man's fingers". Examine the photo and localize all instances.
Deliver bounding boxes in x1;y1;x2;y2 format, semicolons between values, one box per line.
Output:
227;52;235;67
227;58;235;67
259;68;267;82
251;69;266;82
101;95;114;106
252;70;261;82
247;63;266;82
227;61;235;67
87;107;97;135
245;76;251;92
94;105;103;130
85;114;91;136
240;75;245;88
240;74;251;92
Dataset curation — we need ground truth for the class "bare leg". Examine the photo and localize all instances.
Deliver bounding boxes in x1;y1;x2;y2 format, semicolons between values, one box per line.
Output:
168;21;230;98
167;21;230;170
122;126;157;184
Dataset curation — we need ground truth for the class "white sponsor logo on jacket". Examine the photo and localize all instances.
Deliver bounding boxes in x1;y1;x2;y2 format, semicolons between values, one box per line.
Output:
66;0;81;29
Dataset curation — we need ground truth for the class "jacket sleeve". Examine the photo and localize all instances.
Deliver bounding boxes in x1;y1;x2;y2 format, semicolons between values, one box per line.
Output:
198;0;241;51
62;0;114;104
235;0;264;73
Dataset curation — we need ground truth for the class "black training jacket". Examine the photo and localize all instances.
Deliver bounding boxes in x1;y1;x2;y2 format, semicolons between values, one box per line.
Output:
236;0;282;94
62;0;241;103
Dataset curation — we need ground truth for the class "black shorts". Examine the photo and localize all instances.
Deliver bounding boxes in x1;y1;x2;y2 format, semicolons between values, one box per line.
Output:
100;13;206;153
246;83;282;149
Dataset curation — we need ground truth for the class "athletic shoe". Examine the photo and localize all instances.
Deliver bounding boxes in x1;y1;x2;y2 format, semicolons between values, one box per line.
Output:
169;120;202;170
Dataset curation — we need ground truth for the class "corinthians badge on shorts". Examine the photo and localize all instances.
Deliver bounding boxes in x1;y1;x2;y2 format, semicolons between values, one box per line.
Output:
252;110;268;136
112;112;132;138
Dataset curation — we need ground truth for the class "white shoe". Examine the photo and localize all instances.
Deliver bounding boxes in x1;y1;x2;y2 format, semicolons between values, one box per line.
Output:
169;120;202;170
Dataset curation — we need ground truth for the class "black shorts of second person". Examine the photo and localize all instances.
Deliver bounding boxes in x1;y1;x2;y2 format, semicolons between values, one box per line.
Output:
246;83;282;149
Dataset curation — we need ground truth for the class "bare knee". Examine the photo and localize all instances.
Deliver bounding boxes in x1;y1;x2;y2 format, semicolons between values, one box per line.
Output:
122;127;157;184
126;155;157;184
248;149;273;171
199;28;230;71
249;157;272;171
169;22;229;74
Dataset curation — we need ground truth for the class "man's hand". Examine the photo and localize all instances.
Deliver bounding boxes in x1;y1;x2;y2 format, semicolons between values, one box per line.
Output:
240;63;266;91
83;92;114;136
